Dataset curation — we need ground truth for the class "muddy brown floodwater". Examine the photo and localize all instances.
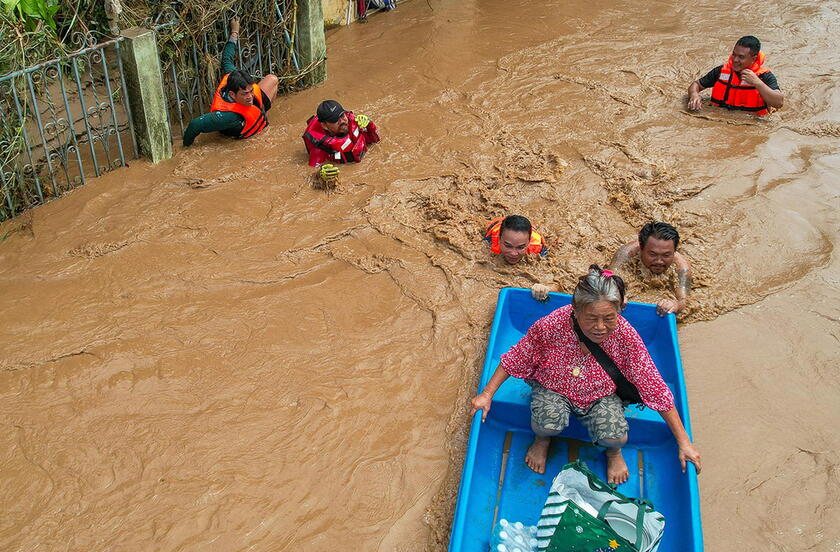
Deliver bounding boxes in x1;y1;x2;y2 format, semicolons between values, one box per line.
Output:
2;0;840;550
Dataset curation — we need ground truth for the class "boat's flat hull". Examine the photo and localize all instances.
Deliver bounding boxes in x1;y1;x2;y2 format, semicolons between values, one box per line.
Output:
448;288;703;552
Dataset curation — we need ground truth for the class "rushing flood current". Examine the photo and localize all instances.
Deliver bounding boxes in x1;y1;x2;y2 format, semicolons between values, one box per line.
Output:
2;0;839;549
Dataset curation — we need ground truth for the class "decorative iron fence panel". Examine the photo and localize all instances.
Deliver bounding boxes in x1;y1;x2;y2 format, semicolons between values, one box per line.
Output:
153;1;303;139
0;1;313;222
0;35;137;221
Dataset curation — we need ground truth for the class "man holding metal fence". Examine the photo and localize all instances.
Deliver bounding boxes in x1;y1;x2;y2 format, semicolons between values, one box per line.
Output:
182;17;279;146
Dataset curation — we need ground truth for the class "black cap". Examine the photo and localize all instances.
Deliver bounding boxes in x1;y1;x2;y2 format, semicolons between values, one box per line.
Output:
316;100;345;123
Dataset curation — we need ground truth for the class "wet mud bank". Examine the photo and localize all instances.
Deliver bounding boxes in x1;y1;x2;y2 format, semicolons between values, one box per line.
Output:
2;0;839;550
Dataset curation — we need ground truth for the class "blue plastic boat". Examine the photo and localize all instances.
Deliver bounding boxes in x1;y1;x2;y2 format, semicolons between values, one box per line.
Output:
449;288;703;551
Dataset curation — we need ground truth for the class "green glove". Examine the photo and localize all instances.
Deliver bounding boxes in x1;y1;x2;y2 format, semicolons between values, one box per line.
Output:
319;163;340;182
355;114;370;130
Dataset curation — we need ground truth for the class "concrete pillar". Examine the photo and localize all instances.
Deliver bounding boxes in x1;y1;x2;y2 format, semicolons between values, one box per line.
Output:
296;0;328;86
119;27;172;163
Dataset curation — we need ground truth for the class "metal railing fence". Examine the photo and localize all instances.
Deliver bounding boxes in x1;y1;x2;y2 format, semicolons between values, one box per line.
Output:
152;0;304;139
0;1;317;222
0;34;137;221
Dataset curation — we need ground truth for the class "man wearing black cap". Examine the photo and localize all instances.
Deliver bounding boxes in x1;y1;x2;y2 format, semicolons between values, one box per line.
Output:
302;100;380;172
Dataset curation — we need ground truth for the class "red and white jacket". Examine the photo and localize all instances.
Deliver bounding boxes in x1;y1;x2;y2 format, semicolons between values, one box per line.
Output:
302;112;380;167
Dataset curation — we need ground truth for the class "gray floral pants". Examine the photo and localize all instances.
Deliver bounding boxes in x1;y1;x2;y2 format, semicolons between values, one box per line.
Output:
527;380;628;444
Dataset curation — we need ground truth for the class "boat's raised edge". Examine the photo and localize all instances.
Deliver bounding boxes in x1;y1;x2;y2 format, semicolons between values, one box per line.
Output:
667;311;704;551
449;287;511;550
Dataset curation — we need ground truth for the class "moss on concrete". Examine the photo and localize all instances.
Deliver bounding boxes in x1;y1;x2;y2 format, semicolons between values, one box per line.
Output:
120;27;173;163
296;0;328;86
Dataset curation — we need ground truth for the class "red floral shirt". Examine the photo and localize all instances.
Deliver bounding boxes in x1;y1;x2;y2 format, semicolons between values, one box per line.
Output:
500;304;674;411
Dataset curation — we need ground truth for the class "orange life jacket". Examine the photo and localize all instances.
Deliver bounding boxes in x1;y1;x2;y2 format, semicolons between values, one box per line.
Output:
484;218;546;255
710;52;771;116
209;74;269;138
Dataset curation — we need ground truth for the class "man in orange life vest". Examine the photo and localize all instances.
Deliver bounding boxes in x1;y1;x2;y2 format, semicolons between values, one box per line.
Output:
686;35;783;116
302;100;380;183
182;18;278;146
483;215;548;265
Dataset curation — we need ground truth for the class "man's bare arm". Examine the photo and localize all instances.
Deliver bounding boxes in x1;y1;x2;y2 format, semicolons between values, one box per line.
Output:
609;240;639;271
740;69;784;109
757;82;784;109
674;252;692;308
687;80;705;111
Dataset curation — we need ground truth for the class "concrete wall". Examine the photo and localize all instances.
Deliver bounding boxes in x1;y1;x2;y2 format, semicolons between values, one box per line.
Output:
120;27;172;163
298;0;328;85
321;0;357;27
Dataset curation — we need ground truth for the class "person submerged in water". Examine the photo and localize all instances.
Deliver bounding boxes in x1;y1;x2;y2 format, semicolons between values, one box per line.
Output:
183;17;278;146
531;222;690;316
608;221;691;316
483;215;548;265
686;35;783;116
302;100;380;184
471;266;701;483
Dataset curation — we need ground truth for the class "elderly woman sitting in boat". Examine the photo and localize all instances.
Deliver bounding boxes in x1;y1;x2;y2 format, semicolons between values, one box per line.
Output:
470;265;701;484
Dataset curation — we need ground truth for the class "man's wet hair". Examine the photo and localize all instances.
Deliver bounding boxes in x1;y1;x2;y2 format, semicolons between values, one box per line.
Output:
639;221;680;249
225;70;254;93
500;215;532;237
736;36;761;56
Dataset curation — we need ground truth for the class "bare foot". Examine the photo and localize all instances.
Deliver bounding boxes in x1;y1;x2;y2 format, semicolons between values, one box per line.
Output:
525;436;551;474
605;448;629;485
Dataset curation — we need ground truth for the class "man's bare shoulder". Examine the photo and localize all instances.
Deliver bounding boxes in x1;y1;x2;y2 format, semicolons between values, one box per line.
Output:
609;239;641;270
674;251;691;271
